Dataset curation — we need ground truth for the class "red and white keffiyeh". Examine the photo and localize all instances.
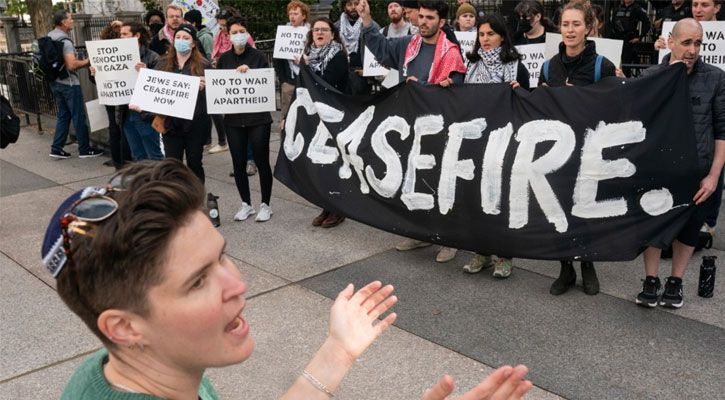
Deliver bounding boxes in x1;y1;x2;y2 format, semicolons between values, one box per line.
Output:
402;32;467;84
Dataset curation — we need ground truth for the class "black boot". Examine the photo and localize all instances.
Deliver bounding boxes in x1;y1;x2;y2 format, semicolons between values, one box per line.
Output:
550;261;576;295
580;261;600;295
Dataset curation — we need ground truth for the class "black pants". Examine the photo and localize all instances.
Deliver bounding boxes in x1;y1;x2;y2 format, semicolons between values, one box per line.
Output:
225;123;272;205
163;115;210;183
105;105;131;168
210;114;227;146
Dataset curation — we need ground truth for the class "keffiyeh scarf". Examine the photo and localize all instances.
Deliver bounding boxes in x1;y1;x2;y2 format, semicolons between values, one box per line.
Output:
339;14;362;54
403;33;467;85
465;47;518;84
308;41;343;74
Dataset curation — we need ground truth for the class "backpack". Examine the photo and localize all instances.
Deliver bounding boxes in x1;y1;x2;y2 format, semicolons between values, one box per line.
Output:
0;95;20;149
543;54;603;85
31;36;71;81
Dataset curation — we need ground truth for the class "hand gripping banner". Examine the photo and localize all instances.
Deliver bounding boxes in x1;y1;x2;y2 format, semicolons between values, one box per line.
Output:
275;64;700;261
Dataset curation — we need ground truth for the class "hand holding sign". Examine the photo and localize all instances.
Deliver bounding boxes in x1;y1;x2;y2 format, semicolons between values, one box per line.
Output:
205;68;276;114
86;38;141;105
129;68;200;120
273;26;309;60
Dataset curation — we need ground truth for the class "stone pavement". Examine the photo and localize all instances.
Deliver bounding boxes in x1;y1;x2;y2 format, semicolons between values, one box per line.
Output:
1;117;724;399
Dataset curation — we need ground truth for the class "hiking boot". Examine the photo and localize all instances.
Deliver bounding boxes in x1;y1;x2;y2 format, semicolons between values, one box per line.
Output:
234;202;256;221
321;213;345;228
312;210;330;226
79;148;104;158
246;160;257;176
255;203;272;222
208;144;229;154
580;261;599;295
436;247;457;263
635;276;661;308
49;149;71;159
659;276;684;309
463;254;494;274
395;239;432;251
493;257;513;279
550;261;576;295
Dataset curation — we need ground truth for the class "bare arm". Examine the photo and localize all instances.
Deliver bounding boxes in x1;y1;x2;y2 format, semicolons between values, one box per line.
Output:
63;53;89;71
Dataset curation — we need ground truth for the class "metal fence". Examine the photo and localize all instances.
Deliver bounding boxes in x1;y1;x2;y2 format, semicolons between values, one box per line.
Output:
0;52;58;130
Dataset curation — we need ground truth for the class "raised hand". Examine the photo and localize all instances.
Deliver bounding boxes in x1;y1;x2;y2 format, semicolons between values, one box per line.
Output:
421;365;533;400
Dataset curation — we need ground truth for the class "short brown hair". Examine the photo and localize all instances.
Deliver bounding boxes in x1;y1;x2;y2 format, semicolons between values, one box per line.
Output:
56;160;205;347
100;23;121;40
287;0;310;22
122;20;151;47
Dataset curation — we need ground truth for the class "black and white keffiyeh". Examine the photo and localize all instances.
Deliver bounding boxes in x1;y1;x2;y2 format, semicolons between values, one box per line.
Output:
465;47;518;84
339;13;362;54
308;41;343;74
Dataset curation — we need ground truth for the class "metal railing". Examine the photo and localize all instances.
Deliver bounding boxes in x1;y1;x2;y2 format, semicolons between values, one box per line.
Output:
0;52;58;131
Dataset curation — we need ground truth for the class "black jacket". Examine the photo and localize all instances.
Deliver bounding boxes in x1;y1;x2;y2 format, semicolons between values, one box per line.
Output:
216;46;273;128
642;56;725;177
538;41;616;87
311;50;348;93
149;29;171;56
274;58;296;85
609;2;651;41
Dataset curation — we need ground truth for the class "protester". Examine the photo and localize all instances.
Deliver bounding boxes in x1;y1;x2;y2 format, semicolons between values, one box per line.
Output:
144;9;165;37
298;17;350;227
655;0;721;50
89;21;130;169
217;17;274;223
539;1;616;296
276;0;311;132
337;0;379;95
461;13;529;278
149;4;183;56
47;10;103;159
402;0;421;34
454;0;485;19
119;21;163;162
381;0;414;38
41;159;532;400
513;0;551;45
637;18;725;309
360;0;466;262
183;9;213;60
135;24;210;183
454;3;477;32
590;3;605;38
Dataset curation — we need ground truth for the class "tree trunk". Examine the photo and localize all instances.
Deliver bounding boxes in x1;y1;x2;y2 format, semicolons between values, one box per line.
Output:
27;0;53;38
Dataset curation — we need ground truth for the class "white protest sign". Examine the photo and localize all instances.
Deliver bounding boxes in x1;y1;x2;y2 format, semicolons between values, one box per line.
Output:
129;68;200;120
545;33;624;67
86;38;140;105
273;26;309;60
205;69;276;114
173;0;221;35
455;31;477;63
382;68;400;88
659;21;725;71
85;99;109;133
515;43;547;88
363;46;390;77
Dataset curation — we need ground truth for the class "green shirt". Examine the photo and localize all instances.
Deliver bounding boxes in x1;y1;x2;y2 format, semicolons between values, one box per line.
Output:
61;349;219;400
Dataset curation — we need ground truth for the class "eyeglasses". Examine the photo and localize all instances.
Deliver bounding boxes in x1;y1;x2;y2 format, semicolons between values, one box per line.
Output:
312;27;331;33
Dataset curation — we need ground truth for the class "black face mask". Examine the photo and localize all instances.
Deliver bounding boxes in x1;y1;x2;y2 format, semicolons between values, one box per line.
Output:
149;23;164;36
516;18;532;34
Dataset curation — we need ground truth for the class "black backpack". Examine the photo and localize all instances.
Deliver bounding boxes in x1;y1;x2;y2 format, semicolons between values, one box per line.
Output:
31;36;71;81
1;95;20;149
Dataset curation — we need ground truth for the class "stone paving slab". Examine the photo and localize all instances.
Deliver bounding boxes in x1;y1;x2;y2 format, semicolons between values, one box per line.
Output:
0;160;57;197
207;284;562;400
0;254;99;381
0;355;87;400
300;247;725;400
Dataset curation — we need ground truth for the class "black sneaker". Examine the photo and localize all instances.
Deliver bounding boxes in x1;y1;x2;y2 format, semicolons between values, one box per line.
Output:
79;148;104;158
660;276;684;308
635;276;661;308
49;149;71;159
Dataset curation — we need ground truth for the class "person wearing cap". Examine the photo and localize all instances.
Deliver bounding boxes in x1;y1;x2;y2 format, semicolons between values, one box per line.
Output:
144;9;165;37
150;4;184;55
381;0;413;38
401;0;420;34
454;3;477;32
184;9;213;60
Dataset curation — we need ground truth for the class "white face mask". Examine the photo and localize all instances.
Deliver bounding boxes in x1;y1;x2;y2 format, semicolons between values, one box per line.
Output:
230;32;249;48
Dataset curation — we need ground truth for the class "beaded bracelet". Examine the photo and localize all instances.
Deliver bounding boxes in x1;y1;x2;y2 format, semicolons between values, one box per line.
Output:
302;370;335;398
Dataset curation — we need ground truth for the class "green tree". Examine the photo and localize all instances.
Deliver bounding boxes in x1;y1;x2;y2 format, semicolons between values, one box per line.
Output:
6;0;29;22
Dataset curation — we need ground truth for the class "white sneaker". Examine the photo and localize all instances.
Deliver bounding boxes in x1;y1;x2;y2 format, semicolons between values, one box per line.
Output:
234;202;256;221
255;203;273;222
208;144;229;154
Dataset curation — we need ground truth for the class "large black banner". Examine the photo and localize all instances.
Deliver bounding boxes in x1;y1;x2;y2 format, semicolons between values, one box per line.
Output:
274;64;700;261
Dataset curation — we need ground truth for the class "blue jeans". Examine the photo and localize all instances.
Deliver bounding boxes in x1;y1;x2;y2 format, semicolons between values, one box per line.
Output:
124;111;164;161
49;82;90;153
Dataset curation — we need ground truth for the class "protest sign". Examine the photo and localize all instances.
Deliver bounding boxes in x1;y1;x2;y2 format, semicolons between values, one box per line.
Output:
276;64;699;261
129;68;200;120
85;99;109;133
363;46;390;77
455;31;477;64
205;69;276;114
515;43;546;88
86;38;140;105
273;26;309;60
659;21;725;71
382;69;400;89
545;33;624;67
173;0;220;35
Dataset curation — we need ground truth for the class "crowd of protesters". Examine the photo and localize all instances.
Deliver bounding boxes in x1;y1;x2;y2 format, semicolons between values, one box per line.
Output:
39;2;724;396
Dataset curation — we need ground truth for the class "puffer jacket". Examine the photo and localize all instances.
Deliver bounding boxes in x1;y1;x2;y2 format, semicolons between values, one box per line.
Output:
538;40;616;87
642;56;725;177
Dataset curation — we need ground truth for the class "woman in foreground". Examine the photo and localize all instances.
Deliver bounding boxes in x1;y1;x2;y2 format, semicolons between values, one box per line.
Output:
42;159;532;399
